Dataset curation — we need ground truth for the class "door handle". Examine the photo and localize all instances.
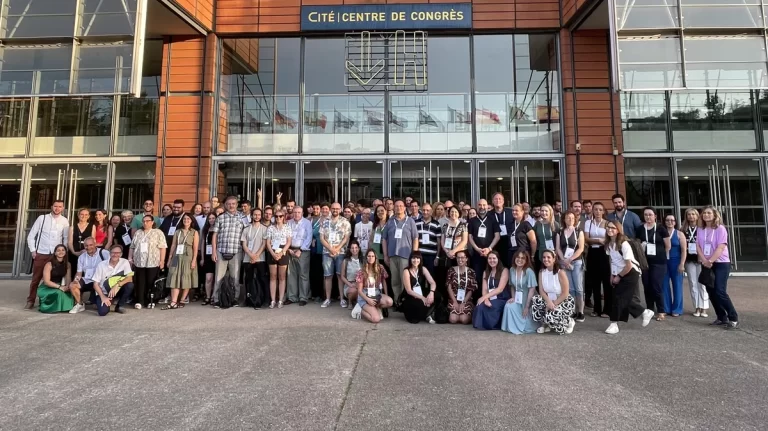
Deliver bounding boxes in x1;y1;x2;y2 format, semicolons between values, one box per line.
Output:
68;169;77;219
260;167;266;205
334;167;339;204
523;165;529;203
348;164;352;203
722;165;739;270
422;167;427;205
436;166;441;202
56;169;65;202
510;166;516;206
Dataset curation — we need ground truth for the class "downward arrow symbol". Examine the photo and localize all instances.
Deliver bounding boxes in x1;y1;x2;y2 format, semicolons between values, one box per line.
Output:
346;31;384;86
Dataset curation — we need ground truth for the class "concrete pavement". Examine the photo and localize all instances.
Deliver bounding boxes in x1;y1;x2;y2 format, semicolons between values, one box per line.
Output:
0;278;766;430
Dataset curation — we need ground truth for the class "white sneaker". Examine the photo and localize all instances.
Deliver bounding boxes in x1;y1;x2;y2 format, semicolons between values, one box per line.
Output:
565;318;575;334
536;325;551;334
340;299;348;308
700;312;708;318
134;303;142;310
182;297;190;304
321;299;331;308
427;316;436;324
605;322;619;334
693;310;701;317
159;296;171;304
350;303;362;319
69;303;85;314
641;309;654;327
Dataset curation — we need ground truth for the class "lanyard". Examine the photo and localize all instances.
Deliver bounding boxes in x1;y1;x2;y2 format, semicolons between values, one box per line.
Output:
312;217;321;230
178;229;191;247
512;221;520;235
123;224;130;232
393;217;406;230
515;269;524;290
456;266;468;288
171;216;181;229
488;276;496;290
705;227;715;245
644;225;655;243
688;227;697;241
494;210;505;225
564;228;576;247
617;211;626;226
478;215;487;228
540;223;552;240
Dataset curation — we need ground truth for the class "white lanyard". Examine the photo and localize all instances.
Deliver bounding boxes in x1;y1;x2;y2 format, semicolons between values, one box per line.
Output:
512;221;520;234
688;227;697;241
171;217;181;229
456;267;468;288
478;216;487;228
516;269;524;289
394;218;406;230
494;211;505;225
644;226;655;243
540;223;552;240
564;228;576;248
705;228;715;245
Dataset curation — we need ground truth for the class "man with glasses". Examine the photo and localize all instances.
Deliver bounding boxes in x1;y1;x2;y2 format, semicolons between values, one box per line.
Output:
68;237;110;314
287;206;312;306
212;196;245;307
354;208;373;254
131;199;161;231
90;245;134;316
319;202;351;308
382;200;419;306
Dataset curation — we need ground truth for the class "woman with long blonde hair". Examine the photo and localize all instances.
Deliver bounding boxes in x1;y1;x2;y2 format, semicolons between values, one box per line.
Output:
681;208;708;317
355;249;392;322
697;206;738;329
532;203;559;274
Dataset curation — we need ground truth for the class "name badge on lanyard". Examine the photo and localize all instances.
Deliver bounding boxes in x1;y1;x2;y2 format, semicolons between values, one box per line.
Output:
704;243;712;256
456;288;466;302
394;228;403;239
206;244;213;255
515;291;523;304
140;242;148;254
688;243;697;255
645;227;656;256
543;224;554;250
564;247;575;259
412;279;423;297
444;237;453;250
122;226;132;245
499;225;507;236
478;226;487;239
373;232;382;244
497;212;507;236
168;226;176;237
421;233;430;245
488;278;497;301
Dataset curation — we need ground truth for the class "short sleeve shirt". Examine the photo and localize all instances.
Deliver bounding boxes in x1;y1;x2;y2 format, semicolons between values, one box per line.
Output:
468;215;500;249
320;217;352;254
510;220;533;253
641;224;668;265
382;216;418;260
212;211;245;255
241;224;266;262
266;224;292;250
697;225;729;263
608;241;641;275
441;221;467;251
129;228;168;268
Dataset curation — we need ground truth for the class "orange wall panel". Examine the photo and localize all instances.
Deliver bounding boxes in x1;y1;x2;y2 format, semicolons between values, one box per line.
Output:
175;0;215;30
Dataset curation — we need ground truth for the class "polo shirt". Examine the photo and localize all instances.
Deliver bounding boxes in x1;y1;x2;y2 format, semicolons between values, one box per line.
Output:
415;218;441;256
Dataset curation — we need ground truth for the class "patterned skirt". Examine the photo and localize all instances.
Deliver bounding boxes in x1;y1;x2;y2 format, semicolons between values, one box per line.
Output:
448;301;474;316
531;295;575;334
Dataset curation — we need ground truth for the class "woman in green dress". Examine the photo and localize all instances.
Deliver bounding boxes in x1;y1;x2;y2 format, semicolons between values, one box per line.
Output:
37;244;74;313
163;213;199;310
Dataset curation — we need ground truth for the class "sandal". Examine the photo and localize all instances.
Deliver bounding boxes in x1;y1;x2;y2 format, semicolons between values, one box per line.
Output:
656;314;666;321
269;301;276;309
162;303;178;310
177;303;185;309
201;298;211;306
599;314;609;318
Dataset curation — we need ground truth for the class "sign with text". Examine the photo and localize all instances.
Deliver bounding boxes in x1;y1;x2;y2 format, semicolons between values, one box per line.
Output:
301;4;471;31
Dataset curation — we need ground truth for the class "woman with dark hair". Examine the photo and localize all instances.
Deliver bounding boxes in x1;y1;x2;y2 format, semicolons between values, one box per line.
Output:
160;204;172;222
93;209;113;249
641;206;671;321
446;250;477;325
164;213;199;309
501;250;539;334
556;210;586;321
472;250;510;330
200;213;217;305
663;214;686;317
341;240;363;312
531;249;575;334
401;251;439;324
37;244;73;313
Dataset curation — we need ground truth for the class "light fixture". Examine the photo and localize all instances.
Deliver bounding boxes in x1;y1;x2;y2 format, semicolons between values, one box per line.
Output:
351;178;357;182
272;178;279;182
496;177;503;180
683;176;689;179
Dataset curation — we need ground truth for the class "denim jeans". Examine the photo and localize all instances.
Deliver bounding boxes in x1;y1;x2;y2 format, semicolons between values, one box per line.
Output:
564;259;584;297
707;262;738;322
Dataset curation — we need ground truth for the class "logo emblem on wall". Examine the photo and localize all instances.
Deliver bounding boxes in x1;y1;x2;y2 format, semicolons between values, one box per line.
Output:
344;31;427;91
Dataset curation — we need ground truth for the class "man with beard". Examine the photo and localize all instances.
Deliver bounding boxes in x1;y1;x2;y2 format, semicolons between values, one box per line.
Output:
468;199;501;294
319;203;351;308
310;203;328;302
491;192;513;267
608;194;642;239
522;201;536;226
158;200;185;303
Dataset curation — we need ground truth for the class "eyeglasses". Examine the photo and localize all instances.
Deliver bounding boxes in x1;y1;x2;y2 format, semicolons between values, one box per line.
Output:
276;215;284;218
143;220;153;223
606;226;618;230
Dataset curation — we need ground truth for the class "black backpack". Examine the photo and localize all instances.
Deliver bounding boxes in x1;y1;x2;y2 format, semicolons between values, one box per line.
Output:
621;238;649;271
218;276;236;309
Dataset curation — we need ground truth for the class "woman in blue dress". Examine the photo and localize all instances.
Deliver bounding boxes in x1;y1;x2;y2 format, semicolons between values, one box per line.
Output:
472;251;510;330
663;214;686;316
501;250;539;334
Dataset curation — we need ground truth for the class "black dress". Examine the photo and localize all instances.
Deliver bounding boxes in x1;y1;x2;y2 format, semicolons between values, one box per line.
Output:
114;223;132;259
202;230;215;274
69;222;94;274
401;268;440;323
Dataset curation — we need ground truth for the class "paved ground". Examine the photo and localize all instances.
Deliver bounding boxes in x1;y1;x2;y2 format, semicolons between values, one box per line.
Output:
0;278;767;431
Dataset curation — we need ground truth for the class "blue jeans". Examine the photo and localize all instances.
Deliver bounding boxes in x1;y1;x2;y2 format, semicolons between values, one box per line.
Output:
665;257;684;315
565;259;584;297
95;282;134;316
707;262;738;322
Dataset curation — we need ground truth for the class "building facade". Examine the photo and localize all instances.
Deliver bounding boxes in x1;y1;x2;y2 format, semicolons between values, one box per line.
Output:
0;0;766;276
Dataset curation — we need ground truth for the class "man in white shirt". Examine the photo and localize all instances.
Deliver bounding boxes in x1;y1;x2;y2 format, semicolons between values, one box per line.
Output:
196;201;212;229
354;208;373;253
68;238;110;314
90;245;135;316
25;200;69;309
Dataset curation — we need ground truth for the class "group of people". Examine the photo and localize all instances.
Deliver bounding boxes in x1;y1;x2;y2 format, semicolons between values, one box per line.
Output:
25;191;740;334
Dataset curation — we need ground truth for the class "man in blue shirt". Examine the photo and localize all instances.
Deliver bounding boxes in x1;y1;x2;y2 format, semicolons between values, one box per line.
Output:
607;193;643;239
287;205;313;306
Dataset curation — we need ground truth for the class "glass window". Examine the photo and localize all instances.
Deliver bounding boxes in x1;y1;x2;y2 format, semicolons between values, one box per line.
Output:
222;38;300;154
475;34;560;153
0;99;30;156
112;162;155;214
615;0;680;30
389;37;471;153
624;158;674;217
303;38;384;154
116;40;160;156
621;92;668;151
670;92;756;151
0;45;73;96
79;0;137;37
681;0;762;28
72;43;133;93
683;36;768;88
3;0;77;38
33;97;113;155
618;37;683;89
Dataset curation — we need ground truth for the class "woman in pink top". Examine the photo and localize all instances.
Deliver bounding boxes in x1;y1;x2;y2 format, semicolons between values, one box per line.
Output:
696;206;738;329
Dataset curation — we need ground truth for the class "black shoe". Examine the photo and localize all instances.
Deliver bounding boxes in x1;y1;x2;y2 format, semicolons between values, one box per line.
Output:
726;321;739;330
576;313;585;323
585;300;594;309
284;299;294;306
710;319;727;326
382;308;389;318
299;300;307;306
115;307;126;314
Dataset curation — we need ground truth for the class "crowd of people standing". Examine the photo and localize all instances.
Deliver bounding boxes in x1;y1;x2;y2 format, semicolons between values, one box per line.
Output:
25;191;740;334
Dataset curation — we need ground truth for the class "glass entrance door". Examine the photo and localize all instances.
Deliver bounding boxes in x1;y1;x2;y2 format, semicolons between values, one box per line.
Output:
0;165;23;274
676;158;768;271
478;159;562;207
218;161;297;208
303;161;384;206
389;160;472;204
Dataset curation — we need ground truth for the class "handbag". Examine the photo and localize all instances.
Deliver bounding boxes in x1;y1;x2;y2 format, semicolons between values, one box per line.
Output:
698;266;715;288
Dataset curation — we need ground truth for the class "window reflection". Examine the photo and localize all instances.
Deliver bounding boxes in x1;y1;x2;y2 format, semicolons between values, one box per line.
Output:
389;37;471;153
682;2;762;28
0;99;29;156
670;92;756;151
0;45;73;96
683;37;768;88
3;0;77;38
33;97;113;155
618;37;683;89
222;38;301;154
621;92;668;151
615;0;679;30
624;158;674;215
73;43;134;93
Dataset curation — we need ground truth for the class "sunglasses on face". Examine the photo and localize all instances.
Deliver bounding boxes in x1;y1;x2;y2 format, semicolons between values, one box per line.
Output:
277;214;284;218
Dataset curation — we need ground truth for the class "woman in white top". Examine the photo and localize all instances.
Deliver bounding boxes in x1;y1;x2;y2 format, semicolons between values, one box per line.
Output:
681;208;708;317
584;202;612;318
604;220;655;335
530;250;575;334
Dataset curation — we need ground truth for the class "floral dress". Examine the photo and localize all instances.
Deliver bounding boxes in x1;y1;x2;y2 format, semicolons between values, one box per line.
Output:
355;264;389;308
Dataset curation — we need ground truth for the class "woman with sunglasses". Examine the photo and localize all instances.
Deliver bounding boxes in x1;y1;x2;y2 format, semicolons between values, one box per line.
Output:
501;250;539;334
472;251;510;330
446;250;477;325
531;250;575;334
604;221;655;335
266;210;292;309
401;251;439;324
355;249;392;323
682;208;708;317
664;214;686;317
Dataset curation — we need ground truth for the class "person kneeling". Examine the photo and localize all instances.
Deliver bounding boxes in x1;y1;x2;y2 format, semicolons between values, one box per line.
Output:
354;249;392;323
531;250;576;334
37;244;74;313
90;245;135;316
401;251;439;324
446;250;477;325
